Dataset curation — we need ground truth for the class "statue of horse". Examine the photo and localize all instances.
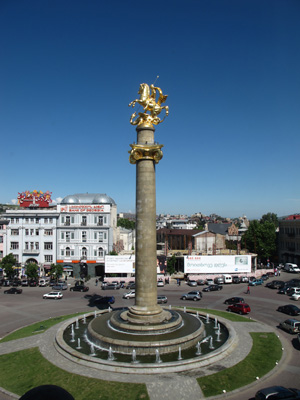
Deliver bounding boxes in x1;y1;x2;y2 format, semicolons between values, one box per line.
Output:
129;83;169;125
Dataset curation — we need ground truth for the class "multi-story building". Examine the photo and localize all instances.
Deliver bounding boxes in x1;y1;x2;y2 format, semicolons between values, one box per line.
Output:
1;192;117;279
0;219;9;262
0;209;58;276
278;214;300;265
56;193;117;278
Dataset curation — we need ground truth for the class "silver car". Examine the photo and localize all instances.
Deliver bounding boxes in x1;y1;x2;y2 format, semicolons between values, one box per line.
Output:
180;291;202;301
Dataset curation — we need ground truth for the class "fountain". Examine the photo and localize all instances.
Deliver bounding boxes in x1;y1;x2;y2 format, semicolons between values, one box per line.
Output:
54;82;236;374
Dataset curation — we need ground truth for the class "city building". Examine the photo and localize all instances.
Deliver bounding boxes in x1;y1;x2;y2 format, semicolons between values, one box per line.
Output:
56;193;117;278
1;192;117;279
278;214;300;265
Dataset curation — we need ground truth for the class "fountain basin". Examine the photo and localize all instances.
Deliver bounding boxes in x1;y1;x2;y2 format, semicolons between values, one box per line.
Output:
55;308;237;374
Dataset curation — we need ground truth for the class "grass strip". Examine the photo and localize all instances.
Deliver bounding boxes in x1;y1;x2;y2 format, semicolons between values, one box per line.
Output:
197;332;282;397
188;307;255;322
0;313;86;343
0;348;149;400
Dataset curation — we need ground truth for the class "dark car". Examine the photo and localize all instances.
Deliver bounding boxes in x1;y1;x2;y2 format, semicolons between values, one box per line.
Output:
12;279;21;287
197;279;205;286
232;276;240;284
224;296;245;305
126;283;135;289
266;280;285;289
278;286;294;295
277;304;300;316
255;385;300;400
70;285;89;292
94;296;115;305
4;288;22;294
261;274;269;281
227;303;251;315
202;284;222;292
29;280;38;287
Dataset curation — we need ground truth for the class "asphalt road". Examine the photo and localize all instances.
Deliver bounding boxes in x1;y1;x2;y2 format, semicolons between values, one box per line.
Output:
0;272;299;399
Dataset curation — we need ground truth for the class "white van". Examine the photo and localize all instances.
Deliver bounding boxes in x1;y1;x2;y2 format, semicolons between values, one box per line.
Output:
222;274;232;284
39;278;49;287
284;263;299;272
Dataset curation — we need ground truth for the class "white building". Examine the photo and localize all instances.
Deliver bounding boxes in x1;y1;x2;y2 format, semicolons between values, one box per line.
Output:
56;193;117;278
0;208;58;276
1;192;117;279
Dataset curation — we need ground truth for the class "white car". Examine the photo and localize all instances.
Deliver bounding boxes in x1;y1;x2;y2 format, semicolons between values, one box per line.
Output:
43;291;63;300
157;280;164;287
123;290;135;299
291;293;300;301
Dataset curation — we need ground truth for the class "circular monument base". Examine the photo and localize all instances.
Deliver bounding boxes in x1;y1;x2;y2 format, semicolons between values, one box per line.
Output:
86;308;205;355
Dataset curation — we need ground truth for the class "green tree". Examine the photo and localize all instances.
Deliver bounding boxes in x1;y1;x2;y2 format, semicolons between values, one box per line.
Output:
117;218;135;230
167;255;176;275
50;263;63;281
26;263;39;280
0;253;17;279
242;218;277;263
260;212;279;228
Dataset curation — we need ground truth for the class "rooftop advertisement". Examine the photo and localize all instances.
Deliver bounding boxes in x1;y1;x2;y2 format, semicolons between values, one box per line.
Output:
184;255;251;274
18;190;52;208
58;204;110;213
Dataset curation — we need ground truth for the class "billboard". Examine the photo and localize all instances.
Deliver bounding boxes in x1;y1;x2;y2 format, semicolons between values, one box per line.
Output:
184;255;251;274
18;190;52;208
105;255;135;273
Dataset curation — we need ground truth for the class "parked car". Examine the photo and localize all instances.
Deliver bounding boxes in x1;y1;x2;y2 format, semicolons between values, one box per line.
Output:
202;284;222;292
43;291;63;300
214;277;224;284
266;280;285;289
157;295;168;304
180;291;202;301
291;293;300;301
4;288;22;294
187;280;197;287
249;278;264;286
206;278;214;285
157;280;164;287
126;281;135;289
21;279;28;287
278;286;294;295
261;274;269;281
224;296;245;305
197;279;205;286
232;276;240;284
12;279;21;287
52;282;68;290
279;318;300;334
39;278;49;287
227;303;251;315
277;305;300;316
29;280;38;287
70;285;89;292
93;296;115;305
255;386;300;400
240;276;249;283
123;290;135;299
102;284;120;290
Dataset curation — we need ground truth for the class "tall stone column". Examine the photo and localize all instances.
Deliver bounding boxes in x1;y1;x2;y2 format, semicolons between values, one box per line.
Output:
126;123;169;324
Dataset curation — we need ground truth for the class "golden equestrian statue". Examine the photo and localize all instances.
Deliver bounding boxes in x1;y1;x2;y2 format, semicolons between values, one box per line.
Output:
129;83;169;126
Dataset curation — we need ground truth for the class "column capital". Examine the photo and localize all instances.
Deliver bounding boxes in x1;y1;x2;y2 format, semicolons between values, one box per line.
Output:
129;143;164;164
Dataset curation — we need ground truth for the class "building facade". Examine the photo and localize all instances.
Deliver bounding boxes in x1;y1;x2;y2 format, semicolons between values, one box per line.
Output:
278;214;300;265
1;193;117;279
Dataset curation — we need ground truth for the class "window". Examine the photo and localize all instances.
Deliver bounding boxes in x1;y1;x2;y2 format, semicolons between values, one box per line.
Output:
45;255;53;263
35;218;39;223
96;232;107;242
81;247;87;257
97;247;104;257
66;247;71;257
44;242;53;250
25;242;29;250
30;218;34;223
82;231;87;243
82;216;87;226
44;218;48;224
10;242;19;249
0;237;3;243
11;229;19;236
15;218;19;224
98;216;103;226
35;242;39;250
49;218;53;223
13;254;19;262
65;216;70;226
30;229;34;235
25;229;29;236
44;229;53;236
25;218;29;223
36;229;39;236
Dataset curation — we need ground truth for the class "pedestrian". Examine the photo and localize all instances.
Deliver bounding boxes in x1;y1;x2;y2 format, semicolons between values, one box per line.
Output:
278;270;281;276
95;279;98;286
246;285;250;294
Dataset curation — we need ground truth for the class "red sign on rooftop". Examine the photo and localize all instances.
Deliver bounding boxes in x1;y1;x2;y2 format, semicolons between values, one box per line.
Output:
18;190;52;208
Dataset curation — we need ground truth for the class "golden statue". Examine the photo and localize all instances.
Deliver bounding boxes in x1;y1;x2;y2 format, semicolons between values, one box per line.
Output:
129;83;169;126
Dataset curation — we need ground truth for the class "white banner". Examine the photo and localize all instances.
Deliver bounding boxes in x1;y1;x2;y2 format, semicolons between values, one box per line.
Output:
184;255;251;274
105;255;135;273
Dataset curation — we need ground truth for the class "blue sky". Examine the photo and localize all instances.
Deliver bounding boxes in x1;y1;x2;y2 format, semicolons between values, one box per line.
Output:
1;0;299;219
